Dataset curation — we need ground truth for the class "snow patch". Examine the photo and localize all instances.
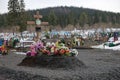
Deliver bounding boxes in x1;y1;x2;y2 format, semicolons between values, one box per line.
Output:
15;52;26;55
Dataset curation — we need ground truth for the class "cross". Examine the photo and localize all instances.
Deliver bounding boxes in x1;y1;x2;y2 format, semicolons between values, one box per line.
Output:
27;11;49;39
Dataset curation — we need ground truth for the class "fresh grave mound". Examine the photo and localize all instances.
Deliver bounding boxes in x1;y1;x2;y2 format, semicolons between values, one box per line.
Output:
18;55;85;70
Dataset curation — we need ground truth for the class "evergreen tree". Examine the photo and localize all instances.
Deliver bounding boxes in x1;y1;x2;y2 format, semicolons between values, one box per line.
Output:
94;12;100;23
88;15;94;26
19;0;25;12
101;12;107;23
8;0;20;13
79;12;88;27
3;14;8;27
8;0;27;32
116;13;120;24
58;15;67;28
19;0;27;32
48;10;57;26
0;14;3;27
8;0;20;26
67;12;75;25
111;14;116;24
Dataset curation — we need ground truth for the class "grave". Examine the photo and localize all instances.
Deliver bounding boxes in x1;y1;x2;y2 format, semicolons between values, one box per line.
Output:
18;55;85;70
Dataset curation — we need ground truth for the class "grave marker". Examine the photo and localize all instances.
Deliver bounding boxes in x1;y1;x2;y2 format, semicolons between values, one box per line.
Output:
27;11;48;39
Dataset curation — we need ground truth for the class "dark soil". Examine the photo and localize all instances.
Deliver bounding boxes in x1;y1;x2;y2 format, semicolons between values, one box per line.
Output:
18;55;85;70
0;67;49;80
0;66;120;80
0;49;120;80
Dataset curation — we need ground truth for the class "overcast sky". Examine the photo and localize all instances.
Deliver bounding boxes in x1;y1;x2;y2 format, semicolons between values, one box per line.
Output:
0;0;120;14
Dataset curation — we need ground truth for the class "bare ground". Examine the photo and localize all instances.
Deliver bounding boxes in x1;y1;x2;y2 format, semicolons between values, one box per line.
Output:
0;49;120;80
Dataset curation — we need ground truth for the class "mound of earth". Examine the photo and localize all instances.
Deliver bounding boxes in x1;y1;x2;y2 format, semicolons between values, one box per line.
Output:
18;55;85;70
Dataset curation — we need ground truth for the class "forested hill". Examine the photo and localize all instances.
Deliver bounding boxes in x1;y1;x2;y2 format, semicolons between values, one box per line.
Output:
0;6;120;28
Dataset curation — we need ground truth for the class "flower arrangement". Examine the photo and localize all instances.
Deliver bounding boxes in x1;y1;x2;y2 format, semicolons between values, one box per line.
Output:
26;40;78;57
0;45;8;55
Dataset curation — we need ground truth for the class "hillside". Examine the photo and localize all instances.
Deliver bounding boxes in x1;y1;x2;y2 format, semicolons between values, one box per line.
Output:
0;6;120;29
